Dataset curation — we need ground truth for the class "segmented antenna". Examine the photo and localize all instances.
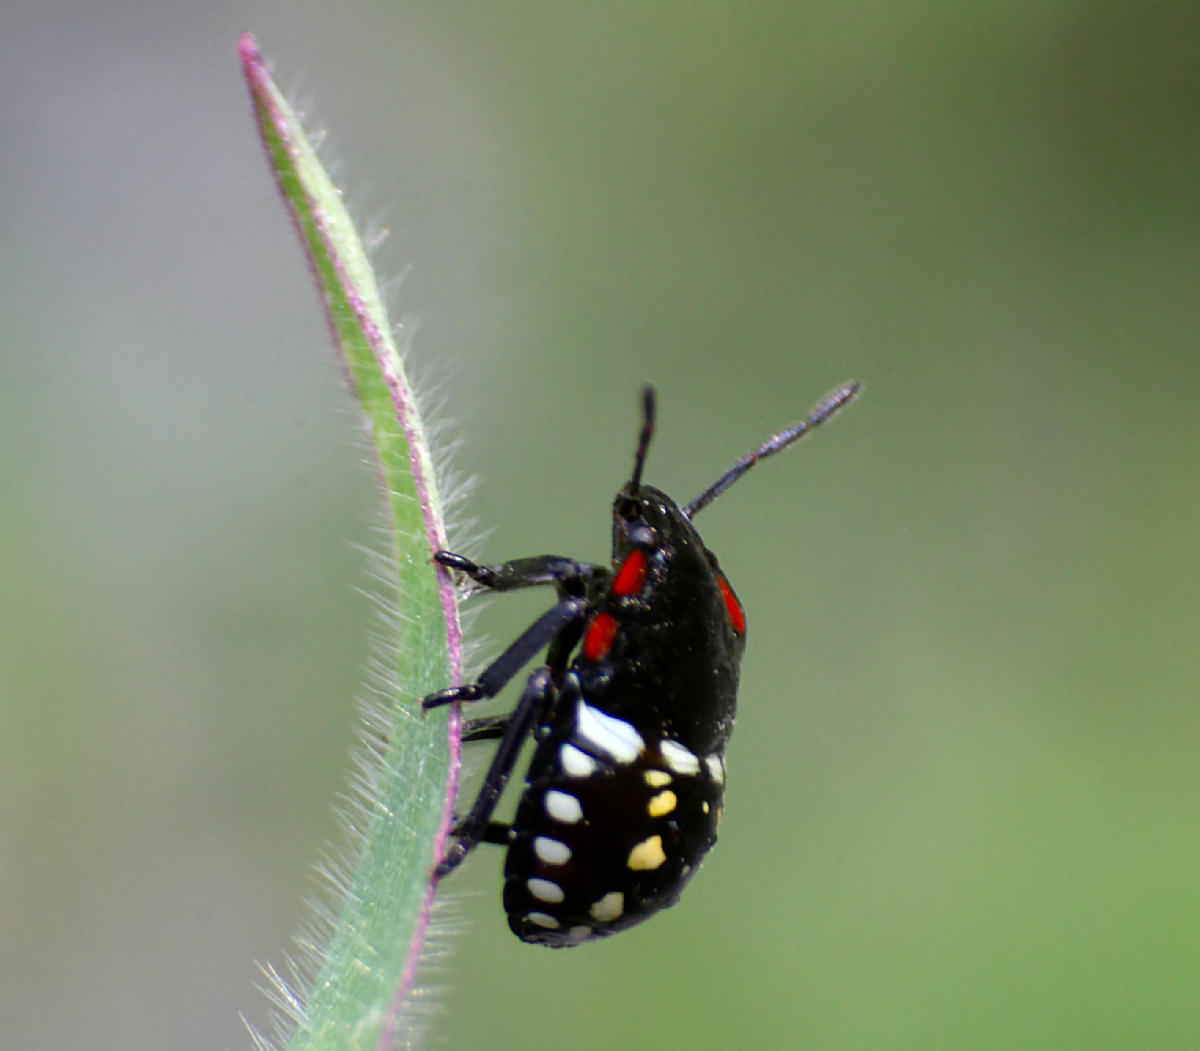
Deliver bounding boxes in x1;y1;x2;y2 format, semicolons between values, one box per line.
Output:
629;385;657;495
684;380;862;518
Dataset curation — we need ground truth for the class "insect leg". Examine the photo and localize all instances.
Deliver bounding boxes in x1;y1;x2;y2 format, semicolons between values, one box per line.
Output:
462;714;510;742
434;667;555;878
422;596;586;709
481;822;513;845
435;552;608;596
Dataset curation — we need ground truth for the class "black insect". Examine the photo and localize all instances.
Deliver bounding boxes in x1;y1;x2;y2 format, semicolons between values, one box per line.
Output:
423;381;860;946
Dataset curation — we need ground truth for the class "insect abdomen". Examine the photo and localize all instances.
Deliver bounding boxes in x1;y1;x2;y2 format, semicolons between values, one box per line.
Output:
503;674;727;946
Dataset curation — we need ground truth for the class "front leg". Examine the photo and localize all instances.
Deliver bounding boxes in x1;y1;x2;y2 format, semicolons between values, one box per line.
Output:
435;551;608;597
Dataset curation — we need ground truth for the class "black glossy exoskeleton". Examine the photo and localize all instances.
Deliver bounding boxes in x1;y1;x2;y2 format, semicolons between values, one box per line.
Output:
423;382;860;946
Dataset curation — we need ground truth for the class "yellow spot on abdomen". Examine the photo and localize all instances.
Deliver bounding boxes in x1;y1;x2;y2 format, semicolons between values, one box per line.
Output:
647;790;677;817
627;834;667;871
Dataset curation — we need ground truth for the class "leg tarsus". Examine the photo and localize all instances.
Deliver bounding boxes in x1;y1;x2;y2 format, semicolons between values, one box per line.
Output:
463;714;510;742
433;551;496;587
423;683;484;711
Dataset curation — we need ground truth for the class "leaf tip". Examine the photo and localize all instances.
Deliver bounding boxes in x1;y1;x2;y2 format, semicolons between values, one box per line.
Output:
238;31;260;67
239;32;273;105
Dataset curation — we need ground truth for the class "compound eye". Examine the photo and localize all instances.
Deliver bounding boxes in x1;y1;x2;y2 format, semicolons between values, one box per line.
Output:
617;497;641;520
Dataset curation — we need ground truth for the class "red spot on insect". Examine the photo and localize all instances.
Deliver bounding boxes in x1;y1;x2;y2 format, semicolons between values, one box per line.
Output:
583;612;619;661
717;575;746;635
612;549;648;596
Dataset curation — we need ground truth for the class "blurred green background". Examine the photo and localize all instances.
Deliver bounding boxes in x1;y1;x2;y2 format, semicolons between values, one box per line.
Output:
3;2;1198;1048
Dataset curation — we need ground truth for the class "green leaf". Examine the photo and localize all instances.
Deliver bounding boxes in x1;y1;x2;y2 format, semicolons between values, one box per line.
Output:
239;32;462;1051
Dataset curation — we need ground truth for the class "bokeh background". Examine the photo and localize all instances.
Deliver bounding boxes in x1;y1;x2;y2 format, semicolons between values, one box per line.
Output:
3;3;1198;1049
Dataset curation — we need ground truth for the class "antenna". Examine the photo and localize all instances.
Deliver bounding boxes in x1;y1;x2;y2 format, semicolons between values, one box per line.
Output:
629;385;657;495
684;380;861;518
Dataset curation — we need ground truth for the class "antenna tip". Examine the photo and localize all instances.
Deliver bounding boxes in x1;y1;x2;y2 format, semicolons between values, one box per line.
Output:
814;380;862;420
641;385;656;423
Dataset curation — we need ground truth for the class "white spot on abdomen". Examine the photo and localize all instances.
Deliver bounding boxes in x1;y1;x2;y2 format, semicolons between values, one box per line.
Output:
527;878;565;904
544;790;584;824
533;836;572;865
575;700;644;764
660;739;701;776
560;743;598;778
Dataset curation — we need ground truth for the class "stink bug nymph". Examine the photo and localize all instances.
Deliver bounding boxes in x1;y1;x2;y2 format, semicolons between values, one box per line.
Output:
423;381;860;946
